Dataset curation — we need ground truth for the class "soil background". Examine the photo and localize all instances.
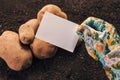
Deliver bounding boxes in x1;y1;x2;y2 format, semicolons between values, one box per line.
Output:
0;0;120;80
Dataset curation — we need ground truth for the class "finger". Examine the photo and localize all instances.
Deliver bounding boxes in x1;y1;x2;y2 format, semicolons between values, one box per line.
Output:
77;25;84;32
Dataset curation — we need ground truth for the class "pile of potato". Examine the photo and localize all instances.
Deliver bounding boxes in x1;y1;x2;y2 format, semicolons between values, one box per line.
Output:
0;4;67;71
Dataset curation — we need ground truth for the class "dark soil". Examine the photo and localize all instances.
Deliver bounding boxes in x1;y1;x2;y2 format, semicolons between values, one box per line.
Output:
0;0;120;80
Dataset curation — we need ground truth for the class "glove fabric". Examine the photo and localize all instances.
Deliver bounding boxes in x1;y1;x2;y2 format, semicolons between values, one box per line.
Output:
77;17;120;80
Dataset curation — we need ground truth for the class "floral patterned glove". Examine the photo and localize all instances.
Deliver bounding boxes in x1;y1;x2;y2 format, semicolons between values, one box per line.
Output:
77;17;120;80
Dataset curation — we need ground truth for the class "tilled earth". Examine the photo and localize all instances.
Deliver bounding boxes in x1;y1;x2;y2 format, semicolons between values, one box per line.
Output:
0;0;120;80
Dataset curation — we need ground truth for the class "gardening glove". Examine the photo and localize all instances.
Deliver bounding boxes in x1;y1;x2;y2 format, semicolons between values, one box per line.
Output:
77;17;120;80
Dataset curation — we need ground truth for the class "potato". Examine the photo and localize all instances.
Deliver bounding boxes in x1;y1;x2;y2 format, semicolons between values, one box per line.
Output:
37;4;67;22
18;4;68;59
0;31;32;71
19;5;67;45
19;19;39;44
30;38;57;59
30;4;67;59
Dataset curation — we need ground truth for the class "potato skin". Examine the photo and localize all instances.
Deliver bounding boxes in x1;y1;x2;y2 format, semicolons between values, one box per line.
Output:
19;19;39;44
25;19;39;32
19;24;35;44
30;38;57;59
0;31;32;71
37;4;67;22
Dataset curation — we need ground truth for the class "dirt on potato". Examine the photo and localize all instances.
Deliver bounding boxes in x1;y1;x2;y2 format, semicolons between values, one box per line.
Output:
0;0;120;80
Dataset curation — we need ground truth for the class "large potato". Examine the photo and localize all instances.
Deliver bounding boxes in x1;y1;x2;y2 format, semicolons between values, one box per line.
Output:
0;31;32;71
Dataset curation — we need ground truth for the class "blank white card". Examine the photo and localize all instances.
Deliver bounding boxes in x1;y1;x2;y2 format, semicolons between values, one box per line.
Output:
36;12;79;52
